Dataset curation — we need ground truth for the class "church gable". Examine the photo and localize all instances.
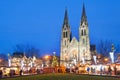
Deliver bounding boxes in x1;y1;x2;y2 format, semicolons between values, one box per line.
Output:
67;37;79;61
69;37;78;47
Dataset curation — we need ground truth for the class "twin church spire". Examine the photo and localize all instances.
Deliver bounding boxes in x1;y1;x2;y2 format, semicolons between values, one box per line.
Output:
61;3;91;65
63;3;87;28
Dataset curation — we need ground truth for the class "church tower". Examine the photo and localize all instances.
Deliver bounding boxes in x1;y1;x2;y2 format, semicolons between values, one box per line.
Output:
60;9;71;65
79;4;91;63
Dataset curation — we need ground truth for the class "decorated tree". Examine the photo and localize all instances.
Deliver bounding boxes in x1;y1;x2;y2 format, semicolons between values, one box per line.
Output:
52;52;58;67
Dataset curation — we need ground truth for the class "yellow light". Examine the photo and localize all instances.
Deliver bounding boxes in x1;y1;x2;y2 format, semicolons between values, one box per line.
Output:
65;55;68;58
0;59;2;62
45;55;49;59
104;58;108;62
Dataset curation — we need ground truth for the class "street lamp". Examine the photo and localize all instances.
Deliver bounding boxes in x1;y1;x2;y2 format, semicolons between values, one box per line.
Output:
45;55;49;60
104;57;109;64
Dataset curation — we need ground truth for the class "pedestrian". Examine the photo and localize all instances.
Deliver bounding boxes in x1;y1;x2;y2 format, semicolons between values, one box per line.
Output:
100;66;103;75
103;67;106;74
87;67;90;74
93;68;95;74
114;66;117;75
20;69;22;76
91;67;94;74
9;69;13;77
36;69;39;74
108;66;112;75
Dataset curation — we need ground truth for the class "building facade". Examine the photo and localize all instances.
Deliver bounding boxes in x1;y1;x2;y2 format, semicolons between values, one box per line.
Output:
60;4;92;66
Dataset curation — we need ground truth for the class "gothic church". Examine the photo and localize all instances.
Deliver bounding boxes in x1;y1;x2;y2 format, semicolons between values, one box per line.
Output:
60;4;92;66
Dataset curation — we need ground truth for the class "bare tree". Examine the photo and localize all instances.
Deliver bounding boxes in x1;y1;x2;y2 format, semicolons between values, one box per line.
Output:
13;44;40;58
0;53;8;66
115;44;120;53
98;40;112;56
0;53;7;60
114;44;120;60
117;53;120;61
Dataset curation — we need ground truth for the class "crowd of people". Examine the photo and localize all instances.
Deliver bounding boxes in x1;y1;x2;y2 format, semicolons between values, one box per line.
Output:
0;68;44;79
0;65;119;79
64;65;119;76
75;65;118;76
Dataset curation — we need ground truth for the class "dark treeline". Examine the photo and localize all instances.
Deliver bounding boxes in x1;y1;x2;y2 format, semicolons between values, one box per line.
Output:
13;44;40;58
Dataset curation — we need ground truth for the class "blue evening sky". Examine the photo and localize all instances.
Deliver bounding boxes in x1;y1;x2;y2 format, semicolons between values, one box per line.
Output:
0;0;120;56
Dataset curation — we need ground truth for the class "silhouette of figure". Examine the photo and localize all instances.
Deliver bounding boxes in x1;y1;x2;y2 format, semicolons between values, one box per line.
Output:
108;66;112;75
114;66;117;75
20;69;22;76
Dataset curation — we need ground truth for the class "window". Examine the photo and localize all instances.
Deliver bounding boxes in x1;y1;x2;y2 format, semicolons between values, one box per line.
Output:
63;32;68;38
81;30;83;36
84;30;86;35
66;32;68;37
64;27;66;30
83;49;85;58
83;38;85;45
63;32;65;38
65;40;66;46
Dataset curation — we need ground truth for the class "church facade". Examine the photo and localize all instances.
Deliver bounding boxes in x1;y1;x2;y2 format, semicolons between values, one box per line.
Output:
60;4;92;66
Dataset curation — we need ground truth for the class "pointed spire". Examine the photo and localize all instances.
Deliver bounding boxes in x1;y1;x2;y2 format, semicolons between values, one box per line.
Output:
81;3;87;25
82;3;86;18
64;9;68;24
63;8;69;28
